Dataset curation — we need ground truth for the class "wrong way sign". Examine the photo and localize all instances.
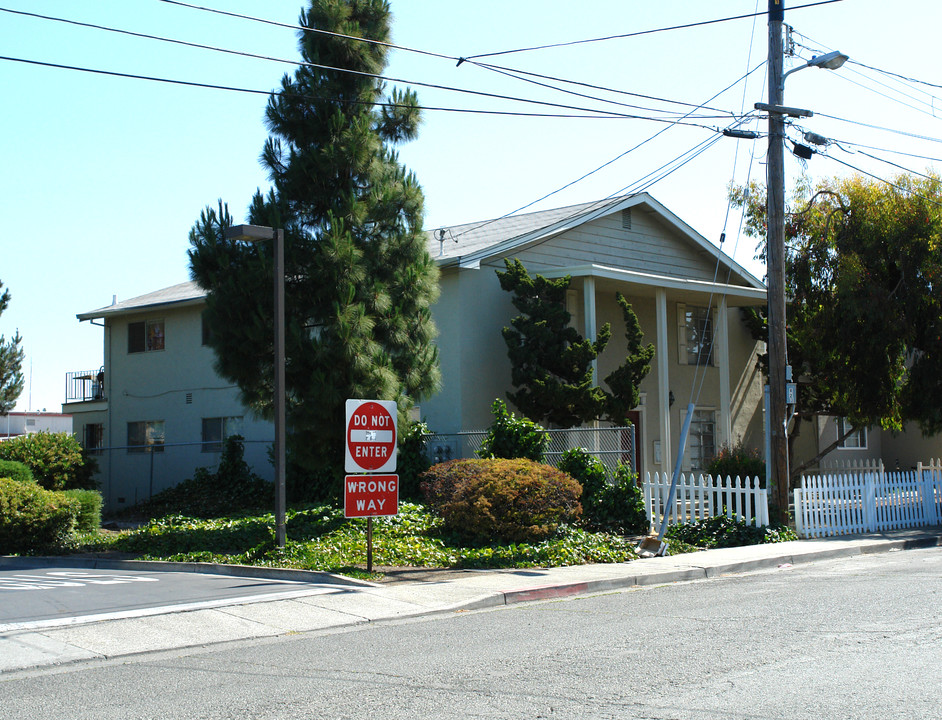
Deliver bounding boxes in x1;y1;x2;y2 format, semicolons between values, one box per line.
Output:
345;399;397;473
344;475;399;518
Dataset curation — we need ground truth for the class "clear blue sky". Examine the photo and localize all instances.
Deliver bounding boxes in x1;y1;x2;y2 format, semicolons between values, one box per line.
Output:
1;0;938;414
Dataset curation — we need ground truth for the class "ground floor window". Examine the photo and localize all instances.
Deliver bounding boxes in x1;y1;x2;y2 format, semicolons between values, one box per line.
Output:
688;409;716;471
837;418;867;449
83;423;104;455
201;416;243;452
128;420;165;453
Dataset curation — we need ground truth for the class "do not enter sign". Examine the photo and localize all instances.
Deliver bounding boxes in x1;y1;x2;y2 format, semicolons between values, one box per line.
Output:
345;399;397;473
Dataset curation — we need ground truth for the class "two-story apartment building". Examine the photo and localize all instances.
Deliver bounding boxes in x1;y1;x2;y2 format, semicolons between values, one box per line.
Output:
66;193;779;509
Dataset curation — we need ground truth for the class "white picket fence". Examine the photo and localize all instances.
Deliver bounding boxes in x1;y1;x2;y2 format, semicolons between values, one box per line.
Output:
794;460;942;538
642;472;769;532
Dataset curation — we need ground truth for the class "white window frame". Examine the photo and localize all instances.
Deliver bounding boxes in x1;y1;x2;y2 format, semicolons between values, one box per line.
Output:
837;418;868;450
682;407;717;472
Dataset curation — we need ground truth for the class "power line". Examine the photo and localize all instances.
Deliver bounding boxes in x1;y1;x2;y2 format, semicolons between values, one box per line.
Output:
814;112;942;146
819;153;942;207
449;66;762;240
0;8;740;124
160;0;459;63
459;0;845;60
0;54;745;127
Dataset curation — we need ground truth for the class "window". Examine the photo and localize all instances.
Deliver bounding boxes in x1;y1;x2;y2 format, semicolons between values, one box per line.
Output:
684;306;714;366
688;409;716;471
127;420;165;453
201;311;213;346
837;418;867;449
83;423;104;455
128;319;164;353
201;416;243;452
128;319;165;353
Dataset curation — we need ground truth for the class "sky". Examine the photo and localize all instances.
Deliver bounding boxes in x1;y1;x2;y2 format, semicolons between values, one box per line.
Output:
1;0;939;415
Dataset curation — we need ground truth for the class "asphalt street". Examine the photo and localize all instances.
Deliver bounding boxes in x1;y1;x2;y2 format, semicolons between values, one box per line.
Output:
2;547;940;719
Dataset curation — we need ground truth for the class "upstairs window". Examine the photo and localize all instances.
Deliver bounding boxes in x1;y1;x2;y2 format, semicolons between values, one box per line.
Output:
678;304;714;366
128;319;165;353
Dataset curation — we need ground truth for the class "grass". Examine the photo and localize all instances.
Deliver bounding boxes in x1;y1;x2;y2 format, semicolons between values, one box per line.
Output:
77;502;643;577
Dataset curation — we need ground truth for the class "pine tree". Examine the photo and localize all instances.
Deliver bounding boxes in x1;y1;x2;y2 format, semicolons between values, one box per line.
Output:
497;260;653;428
497;258;611;427
603;292;655;424
0;281;25;415
188;0;439;494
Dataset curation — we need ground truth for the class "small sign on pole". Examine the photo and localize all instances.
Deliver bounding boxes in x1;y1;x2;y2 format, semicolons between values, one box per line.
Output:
344;475;399;518
345;399;397;473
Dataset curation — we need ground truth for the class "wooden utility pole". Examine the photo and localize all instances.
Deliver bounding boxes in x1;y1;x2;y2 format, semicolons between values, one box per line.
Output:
766;0;790;521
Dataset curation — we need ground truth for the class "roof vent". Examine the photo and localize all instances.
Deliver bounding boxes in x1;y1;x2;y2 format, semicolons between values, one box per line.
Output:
621;209;632;230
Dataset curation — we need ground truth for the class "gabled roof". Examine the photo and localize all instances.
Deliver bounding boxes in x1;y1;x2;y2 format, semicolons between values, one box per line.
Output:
78;194;765;320
426;192;764;292
77;281;204;321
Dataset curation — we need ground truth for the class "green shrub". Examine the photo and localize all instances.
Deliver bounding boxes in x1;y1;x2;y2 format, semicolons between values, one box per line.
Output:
397;420;431;502
0;431;97;491
119;436;273;519
0;477;80;554
665;514;797;550
62;489;103;532
558;450;647;535
477;399;548;462
0;458;35;484
557;448;607;510
707;441;766;484
421;458;582;545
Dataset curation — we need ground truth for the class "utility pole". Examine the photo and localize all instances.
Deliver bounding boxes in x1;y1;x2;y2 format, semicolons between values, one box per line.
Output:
766;0;790;521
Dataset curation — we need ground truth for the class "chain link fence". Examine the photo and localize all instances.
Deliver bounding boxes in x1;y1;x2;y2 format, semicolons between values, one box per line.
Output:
422;425;636;477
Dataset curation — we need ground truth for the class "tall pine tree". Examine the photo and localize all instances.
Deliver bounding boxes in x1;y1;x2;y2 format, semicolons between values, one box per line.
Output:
189;0;439;494
497;259;652;428
0;280;25;415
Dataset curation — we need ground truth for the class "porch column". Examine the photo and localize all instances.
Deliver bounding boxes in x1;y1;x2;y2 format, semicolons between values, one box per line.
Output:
584;276;598;385
656;288;671;478
717;295;732;448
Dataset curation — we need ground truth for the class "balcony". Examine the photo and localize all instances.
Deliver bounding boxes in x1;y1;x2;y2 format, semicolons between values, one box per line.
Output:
65;368;105;404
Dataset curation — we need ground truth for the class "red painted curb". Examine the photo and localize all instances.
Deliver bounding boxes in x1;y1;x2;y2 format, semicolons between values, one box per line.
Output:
503;582;591;604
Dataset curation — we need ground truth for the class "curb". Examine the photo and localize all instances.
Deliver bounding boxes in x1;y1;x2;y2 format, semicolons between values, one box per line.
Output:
0;555;375;588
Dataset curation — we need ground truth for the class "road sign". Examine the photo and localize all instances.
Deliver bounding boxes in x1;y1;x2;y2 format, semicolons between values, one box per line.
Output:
344;475;399;518
345;399;397;473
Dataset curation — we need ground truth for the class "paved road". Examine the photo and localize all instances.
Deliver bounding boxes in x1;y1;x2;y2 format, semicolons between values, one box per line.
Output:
0;562;341;631
2;547;939;719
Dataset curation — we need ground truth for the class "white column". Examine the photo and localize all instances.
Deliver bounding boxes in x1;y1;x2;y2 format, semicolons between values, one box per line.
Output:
717;295;732;448
584;276;598;385
656;288;671;477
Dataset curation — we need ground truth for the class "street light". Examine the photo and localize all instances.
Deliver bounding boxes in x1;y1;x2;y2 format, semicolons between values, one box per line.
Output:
224;223;286;548
763;0;847;521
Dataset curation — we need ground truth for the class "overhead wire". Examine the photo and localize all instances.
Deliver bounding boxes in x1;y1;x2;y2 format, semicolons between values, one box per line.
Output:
818;153;942;208
459;0;845;60
450;64;766;241
0;8;741;125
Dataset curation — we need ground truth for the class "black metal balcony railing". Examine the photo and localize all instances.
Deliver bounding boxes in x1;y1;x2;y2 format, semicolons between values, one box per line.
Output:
65;367;105;403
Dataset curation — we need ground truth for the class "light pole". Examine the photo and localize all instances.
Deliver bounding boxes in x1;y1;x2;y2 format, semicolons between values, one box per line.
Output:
225;223;286;548
760;0;846;521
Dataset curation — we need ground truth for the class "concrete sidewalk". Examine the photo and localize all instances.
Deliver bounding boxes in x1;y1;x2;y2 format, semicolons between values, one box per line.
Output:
2;527;940;674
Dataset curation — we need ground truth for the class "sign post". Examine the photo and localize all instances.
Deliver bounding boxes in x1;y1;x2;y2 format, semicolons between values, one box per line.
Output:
344;400;399;571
